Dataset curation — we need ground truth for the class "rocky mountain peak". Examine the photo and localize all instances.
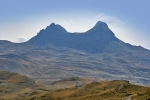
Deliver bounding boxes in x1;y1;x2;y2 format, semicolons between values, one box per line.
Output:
92;21;109;31
95;21;107;26
45;22;56;30
27;21;119;53
50;22;55;26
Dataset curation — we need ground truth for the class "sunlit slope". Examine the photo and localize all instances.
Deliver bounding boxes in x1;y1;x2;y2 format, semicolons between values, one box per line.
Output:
0;70;39;100
26;80;150;100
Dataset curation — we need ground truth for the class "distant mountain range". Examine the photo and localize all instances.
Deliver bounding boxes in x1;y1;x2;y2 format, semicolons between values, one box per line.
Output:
0;21;150;85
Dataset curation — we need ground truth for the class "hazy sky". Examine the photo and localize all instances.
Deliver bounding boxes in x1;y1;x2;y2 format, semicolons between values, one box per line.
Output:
0;0;150;49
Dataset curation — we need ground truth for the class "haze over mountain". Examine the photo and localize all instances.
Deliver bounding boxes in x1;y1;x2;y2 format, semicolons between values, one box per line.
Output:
0;21;150;85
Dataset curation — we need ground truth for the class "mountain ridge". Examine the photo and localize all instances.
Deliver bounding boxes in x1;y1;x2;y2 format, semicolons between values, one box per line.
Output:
27;21;120;53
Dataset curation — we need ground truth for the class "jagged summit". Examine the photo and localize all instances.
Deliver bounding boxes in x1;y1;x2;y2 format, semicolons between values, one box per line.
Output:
27;21;119;53
44;22;67;33
94;21;109;31
46;22;56;28
95;21;107;27
50;22;55;26
45;22;56;30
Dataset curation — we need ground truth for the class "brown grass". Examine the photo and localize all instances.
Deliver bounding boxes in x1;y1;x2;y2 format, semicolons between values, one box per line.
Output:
0;70;149;100
26;80;150;100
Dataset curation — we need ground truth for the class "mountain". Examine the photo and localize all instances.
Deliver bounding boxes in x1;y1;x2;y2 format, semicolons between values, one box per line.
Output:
0;21;150;85
27;21;119;53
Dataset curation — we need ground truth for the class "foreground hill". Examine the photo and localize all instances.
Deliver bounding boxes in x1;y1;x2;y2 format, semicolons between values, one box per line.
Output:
0;21;150;85
0;70;46;100
1;74;150;100
26;80;150;100
0;70;95;100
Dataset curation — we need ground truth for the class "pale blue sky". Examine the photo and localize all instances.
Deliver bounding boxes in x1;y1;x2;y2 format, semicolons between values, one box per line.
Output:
0;0;150;49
